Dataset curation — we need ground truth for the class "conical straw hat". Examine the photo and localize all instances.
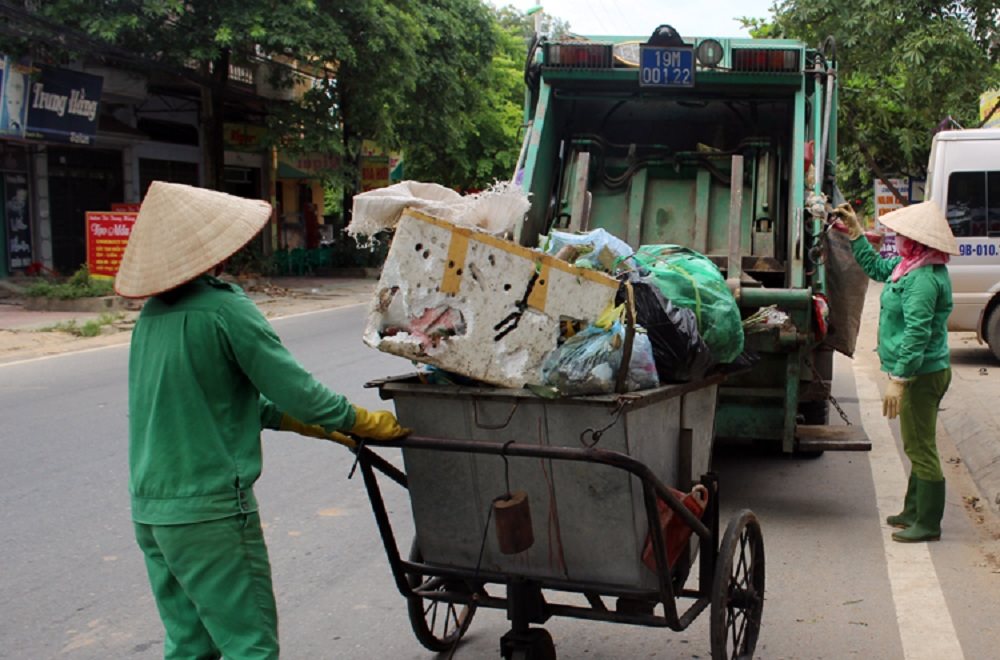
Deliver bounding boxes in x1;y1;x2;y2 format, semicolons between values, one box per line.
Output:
878;200;958;255
115;181;271;298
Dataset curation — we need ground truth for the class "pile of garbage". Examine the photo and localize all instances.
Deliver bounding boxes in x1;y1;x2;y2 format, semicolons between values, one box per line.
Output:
537;229;744;395
354;184;744;397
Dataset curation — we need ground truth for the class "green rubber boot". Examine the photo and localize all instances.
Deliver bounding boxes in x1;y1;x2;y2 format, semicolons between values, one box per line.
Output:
886;474;919;528
892;478;945;543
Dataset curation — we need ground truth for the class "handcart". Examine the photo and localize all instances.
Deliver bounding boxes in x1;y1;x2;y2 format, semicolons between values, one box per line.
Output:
354;373;764;659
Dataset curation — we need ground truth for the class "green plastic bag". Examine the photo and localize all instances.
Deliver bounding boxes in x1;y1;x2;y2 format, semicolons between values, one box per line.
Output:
632;245;744;363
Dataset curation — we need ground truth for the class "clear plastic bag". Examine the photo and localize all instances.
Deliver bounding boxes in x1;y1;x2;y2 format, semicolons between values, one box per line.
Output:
541;319;659;396
542;228;634;272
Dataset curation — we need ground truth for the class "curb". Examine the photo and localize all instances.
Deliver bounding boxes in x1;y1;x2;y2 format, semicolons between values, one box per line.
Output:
939;383;1000;514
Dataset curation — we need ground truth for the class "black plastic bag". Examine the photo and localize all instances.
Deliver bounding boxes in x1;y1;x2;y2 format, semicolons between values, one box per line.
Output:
617;274;716;383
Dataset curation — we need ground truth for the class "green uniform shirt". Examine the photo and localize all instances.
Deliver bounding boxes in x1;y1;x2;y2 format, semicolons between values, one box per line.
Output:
851;237;952;378
128;276;356;525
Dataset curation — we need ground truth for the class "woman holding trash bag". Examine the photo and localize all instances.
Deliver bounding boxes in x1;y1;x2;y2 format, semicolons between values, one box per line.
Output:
115;182;409;659
834;201;958;543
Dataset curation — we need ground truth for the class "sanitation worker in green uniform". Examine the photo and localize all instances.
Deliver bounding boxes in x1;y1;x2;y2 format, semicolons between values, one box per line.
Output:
115;181;408;659
835;200;958;543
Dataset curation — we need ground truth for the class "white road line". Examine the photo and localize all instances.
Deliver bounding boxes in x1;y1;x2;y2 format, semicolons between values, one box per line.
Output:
854;365;965;660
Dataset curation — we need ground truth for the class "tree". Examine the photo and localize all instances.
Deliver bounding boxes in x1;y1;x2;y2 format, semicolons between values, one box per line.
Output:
0;1;535;205
742;1;1000;206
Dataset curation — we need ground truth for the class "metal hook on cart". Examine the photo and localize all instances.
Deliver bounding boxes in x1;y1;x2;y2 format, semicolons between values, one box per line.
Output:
500;440;515;498
473;399;520;430
578;396;634;448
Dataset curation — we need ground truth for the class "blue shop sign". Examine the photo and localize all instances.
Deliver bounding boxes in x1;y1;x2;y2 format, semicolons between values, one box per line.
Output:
24;65;103;145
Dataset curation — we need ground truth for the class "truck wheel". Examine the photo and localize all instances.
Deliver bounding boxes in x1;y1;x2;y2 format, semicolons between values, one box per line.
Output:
986;306;1000;363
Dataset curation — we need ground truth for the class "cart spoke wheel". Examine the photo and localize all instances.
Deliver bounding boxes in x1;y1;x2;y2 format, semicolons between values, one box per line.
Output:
710;510;764;660
406;539;477;653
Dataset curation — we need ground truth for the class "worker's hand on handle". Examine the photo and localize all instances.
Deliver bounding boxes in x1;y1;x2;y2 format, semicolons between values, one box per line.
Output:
277;414;369;449
279;414;332;440
882;378;907;419
833;203;863;241
350;405;411;441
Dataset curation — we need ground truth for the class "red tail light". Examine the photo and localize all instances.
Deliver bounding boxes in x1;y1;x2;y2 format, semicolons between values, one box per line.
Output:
731;49;800;73
545;43;614;68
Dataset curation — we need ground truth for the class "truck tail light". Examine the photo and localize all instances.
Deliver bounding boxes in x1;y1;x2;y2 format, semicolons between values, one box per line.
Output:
545;43;614;68
731;49;800;73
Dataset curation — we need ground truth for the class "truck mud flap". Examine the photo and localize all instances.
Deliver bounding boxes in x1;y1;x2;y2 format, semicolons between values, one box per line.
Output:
795;424;871;452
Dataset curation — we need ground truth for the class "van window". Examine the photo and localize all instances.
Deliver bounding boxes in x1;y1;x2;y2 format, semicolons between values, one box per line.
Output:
946;171;1000;237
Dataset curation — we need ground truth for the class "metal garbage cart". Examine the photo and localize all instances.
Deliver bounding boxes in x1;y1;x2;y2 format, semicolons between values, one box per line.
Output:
354;373;764;659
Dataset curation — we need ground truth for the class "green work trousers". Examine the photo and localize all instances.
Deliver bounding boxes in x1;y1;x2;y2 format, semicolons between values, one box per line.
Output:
135;512;279;660
899;368;951;482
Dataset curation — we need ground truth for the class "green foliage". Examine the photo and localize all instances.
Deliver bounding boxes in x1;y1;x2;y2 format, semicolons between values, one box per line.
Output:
41;313;125;337
494;4;572;40
3;1;534;206
749;1;1000;204
25;266;115;299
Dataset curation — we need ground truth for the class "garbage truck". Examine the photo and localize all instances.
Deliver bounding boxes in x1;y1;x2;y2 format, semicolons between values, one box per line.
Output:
512;25;870;454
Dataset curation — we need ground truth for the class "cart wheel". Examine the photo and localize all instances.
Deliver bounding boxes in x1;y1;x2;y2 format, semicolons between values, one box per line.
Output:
502;628;556;660
406;539;477;653
710;510;764;660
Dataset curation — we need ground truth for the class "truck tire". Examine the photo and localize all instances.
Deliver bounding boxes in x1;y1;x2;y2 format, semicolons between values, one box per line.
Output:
987;306;1000;363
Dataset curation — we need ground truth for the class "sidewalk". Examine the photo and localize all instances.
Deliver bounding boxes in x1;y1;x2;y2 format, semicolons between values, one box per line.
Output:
0;275;378;364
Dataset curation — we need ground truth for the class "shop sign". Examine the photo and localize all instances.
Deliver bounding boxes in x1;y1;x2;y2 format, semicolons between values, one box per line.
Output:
224;123;267;151
4;172;31;269
277;152;342;179
111;202;141;212
360;155;390;192
873;177;924;258
24;65;103;145
86;211;136;278
0;57;30;139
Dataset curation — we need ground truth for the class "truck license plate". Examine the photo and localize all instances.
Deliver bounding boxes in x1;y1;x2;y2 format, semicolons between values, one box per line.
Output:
639;46;695;88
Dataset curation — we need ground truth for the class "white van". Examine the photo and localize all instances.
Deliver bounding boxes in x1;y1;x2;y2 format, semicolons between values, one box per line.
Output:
925;127;1000;359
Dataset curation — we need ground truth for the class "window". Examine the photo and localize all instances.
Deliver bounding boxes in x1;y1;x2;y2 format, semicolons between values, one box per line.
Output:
946;171;1000;237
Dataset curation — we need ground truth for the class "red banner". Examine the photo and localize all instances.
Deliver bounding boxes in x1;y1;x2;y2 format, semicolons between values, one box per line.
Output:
86;212;137;278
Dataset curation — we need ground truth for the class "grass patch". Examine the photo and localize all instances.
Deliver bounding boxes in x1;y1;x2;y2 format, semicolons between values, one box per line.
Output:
25;266;115;299
40;312;125;337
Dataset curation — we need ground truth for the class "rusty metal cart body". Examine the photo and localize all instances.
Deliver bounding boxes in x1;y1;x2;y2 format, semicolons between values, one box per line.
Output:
356;374;764;659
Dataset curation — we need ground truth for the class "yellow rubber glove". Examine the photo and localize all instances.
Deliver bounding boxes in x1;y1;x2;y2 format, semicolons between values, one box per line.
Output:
882;379;906;419
834;203;863;241
279;414;330;440
279;414;361;449
350;405;411;441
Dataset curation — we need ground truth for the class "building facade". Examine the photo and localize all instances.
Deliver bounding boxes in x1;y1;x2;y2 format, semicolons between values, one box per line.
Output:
1;56;329;278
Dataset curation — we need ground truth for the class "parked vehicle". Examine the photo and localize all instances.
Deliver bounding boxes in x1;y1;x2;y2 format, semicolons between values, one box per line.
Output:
924;127;1000;359
512;25;869;453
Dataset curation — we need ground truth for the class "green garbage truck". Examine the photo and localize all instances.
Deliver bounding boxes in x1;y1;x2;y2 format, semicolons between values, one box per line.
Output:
513;25;870;454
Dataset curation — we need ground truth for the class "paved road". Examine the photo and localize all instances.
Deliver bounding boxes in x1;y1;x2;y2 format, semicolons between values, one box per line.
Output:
2;300;1000;659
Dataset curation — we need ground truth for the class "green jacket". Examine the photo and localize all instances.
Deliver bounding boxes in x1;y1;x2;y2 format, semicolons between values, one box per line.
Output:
128;276;356;525
851;237;952;378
